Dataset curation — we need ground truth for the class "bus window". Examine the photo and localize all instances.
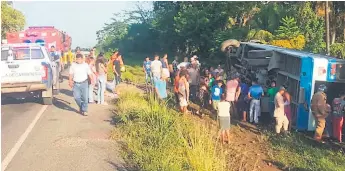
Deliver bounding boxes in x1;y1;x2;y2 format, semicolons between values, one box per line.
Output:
336;64;345;80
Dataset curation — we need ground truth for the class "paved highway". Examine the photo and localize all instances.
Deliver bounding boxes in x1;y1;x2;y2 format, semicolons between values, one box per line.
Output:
1;77;125;171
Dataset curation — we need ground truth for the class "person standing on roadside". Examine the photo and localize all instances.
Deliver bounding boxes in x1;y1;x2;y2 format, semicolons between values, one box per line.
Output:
88;57;97;104
50;46;63;82
143;57;152;84
172;56;179;73
113;55;122;85
155;76;168;100
214;65;224;80
331;92;345;142
69;54;93;116
161;54;170;81
226;74;241;119
311;84;331;143
174;69;181;108
210;80;224;112
274;87;289;134
248;79;264;124
96;55;108;105
218;94;231;144
151;55;163;83
267;80;278;124
283;88;292;131
187;64;200;102
238;77;250;122
178;70;189;114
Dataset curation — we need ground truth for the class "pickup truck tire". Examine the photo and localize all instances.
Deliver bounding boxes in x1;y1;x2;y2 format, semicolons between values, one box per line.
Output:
41;87;53;105
247;50;273;58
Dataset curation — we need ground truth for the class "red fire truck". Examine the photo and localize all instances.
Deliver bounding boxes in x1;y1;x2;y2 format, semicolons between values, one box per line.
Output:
6;26;72;53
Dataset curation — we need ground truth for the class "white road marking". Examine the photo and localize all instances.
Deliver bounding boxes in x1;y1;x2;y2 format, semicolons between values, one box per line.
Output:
1;105;48;171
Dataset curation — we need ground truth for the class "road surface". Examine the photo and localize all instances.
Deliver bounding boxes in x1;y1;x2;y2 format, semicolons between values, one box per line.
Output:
1;75;126;171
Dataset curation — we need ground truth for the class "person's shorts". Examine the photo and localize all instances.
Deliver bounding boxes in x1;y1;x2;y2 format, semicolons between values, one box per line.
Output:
179;96;188;107
162;68;170;78
219;116;231;130
238;99;249;113
212;100;220;111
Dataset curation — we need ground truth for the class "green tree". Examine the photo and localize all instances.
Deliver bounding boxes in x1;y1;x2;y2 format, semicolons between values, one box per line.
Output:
297;2;325;53
275;16;301;39
1;2;26;38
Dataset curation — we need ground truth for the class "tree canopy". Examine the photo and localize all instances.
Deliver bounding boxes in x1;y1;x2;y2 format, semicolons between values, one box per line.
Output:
1;2;26;38
96;1;345;59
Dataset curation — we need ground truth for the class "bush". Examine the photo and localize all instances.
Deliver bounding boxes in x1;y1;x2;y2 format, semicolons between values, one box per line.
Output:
115;90;227;171
270;35;306;50
246;29;274;43
330;43;345;59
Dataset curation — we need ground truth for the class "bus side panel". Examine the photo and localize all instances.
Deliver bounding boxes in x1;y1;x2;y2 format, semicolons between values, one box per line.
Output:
296;57;314;130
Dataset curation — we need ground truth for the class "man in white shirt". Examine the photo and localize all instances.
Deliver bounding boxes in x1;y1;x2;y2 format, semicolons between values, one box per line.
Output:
150;55;162;82
274;86;289;134
69;53;93;116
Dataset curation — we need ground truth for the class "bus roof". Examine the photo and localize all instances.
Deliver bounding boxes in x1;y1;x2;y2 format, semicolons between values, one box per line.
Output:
241;42;345;62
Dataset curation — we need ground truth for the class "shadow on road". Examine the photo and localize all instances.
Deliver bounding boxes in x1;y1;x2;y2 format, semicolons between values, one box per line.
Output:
1;93;41;105
59;89;74;97
106;160;137;171
53;97;80;114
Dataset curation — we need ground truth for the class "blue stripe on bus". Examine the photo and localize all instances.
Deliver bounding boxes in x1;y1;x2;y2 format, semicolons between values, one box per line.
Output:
296;56;314;130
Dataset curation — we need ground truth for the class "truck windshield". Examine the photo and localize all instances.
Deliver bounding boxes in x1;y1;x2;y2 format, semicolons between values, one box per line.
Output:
1;47;44;61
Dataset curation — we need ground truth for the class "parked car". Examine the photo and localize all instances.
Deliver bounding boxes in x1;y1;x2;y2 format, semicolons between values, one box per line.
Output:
1;43;60;105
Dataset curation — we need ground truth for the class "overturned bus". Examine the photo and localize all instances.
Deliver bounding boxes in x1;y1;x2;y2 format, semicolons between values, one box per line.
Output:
221;39;345;131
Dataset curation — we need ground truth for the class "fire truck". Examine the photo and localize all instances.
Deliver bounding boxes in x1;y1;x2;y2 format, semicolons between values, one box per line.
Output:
6;26;72;53
221;39;345;131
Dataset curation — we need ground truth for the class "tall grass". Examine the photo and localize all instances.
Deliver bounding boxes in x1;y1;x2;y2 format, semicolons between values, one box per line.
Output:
114;87;227;171
268;132;345;171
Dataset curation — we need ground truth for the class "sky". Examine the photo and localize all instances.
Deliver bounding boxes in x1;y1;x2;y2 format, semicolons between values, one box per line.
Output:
13;1;153;48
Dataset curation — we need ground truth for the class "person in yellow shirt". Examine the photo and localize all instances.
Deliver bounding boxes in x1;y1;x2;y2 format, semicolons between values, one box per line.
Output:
67;49;74;65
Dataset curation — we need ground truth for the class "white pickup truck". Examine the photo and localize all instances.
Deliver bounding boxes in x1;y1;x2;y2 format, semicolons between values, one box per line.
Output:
1;43;60;105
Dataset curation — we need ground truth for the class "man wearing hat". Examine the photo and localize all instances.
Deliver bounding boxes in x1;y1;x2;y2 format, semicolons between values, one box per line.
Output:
311;84;331;142
274;86;289;134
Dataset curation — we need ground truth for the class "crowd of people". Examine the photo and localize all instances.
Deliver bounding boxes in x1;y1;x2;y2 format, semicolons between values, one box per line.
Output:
143;54;345;144
58;46;344;144
64;48;125;116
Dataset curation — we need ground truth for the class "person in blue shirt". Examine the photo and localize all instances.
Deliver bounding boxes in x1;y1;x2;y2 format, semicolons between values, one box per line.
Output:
155;77;167;100
248;79;264;124
238;77;250;122
143;57;152;84
210;80;224;111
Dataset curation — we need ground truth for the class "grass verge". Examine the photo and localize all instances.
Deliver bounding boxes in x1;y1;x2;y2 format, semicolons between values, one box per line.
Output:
267;131;345;171
113;87;227;171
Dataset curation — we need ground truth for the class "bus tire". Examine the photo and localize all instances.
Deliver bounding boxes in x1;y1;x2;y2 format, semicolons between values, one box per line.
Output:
247;50;273;58
221;39;240;52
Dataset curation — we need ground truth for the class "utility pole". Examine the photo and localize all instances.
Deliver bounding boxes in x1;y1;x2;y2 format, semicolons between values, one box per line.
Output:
325;1;330;55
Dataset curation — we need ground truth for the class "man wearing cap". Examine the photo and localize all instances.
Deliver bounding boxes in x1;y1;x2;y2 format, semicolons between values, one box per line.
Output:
311;84;331;142
274;86;289;134
69;53;94;116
